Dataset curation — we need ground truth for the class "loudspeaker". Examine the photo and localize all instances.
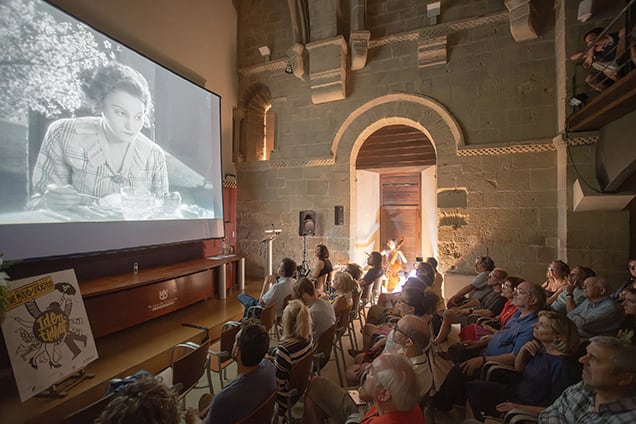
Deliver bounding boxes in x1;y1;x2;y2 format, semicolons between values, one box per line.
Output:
299;210;316;236
334;205;344;225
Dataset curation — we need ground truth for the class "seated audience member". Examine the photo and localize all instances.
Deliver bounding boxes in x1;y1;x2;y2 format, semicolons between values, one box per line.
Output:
310;243;333;295
346;314;433;393
542;260;570;301
432;281;546;411
550;265;595;314
293;277;336;342
185;323;276;424
345;262;363;281
610;258;636;301
238;257;297;319
303;353;425;424
464;311;581;421
570;27;623;92
617;287;636;345
567;276;624;339
427;257;446;312
361;287;437;351
538;336;636;423
273;299;314;415
368;261;434;325
447;256;495;307
331;271;355;321
434;268;508;344
359;252;384;305
457;275;525;342
96;375;179;424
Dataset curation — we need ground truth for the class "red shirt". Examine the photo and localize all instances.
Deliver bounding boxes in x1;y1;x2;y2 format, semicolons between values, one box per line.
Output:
498;300;518;326
360;405;425;423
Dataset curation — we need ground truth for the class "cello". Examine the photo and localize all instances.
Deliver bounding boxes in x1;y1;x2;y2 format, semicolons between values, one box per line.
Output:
384;238;404;292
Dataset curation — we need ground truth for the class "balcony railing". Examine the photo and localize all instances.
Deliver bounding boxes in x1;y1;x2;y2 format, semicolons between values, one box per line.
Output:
567;0;636;132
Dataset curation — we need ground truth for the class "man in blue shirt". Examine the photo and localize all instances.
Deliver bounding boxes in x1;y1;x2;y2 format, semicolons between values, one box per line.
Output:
185;323;276;424
433;280;546;410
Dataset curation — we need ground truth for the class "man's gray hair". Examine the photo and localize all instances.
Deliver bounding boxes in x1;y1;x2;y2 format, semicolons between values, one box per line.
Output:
374;353;419;412
589;336;636;374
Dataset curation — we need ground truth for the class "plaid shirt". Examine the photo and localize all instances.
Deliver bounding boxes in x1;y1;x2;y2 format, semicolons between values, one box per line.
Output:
28;117;168;208
539;381;636;423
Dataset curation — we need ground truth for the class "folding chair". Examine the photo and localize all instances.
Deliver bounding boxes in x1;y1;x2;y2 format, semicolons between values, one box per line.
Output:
312;324;336;375
332;304;352;386
276;352;314;423
169;340;211;407
208;321;242;391
248;302;277;337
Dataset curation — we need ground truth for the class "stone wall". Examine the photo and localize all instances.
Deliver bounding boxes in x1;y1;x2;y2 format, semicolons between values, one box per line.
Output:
233;0;629;283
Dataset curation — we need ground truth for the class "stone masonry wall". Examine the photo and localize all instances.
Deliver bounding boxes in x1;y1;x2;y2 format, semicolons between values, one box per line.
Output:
234;1;566;283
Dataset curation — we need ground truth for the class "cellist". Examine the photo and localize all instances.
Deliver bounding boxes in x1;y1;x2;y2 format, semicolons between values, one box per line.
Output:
382;239;407;292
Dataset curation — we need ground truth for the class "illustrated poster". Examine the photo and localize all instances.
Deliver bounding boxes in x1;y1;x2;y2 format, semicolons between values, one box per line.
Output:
1;269;98;402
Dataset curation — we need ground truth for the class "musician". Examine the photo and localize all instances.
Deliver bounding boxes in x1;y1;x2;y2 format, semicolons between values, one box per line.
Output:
382;239;407;293
310;243;333;295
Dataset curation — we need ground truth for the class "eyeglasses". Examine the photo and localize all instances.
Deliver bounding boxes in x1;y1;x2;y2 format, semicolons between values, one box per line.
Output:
502;283;512;288
394;326;410;339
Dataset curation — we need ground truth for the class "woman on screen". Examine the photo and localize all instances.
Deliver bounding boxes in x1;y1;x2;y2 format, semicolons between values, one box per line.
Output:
27;62;169;211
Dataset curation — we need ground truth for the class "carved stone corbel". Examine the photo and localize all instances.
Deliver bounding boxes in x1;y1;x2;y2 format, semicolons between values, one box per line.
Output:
286;43;306;80
418;35;447;69
350;30;370;70
505;0;538;42
306;36;348;104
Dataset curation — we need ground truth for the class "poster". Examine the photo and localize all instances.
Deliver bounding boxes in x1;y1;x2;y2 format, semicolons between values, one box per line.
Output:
1;269;98;402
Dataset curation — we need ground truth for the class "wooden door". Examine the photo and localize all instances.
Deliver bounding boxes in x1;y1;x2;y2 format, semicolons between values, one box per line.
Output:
380;173;421;267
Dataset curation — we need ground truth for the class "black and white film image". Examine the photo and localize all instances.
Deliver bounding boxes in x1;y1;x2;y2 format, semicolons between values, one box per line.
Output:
0;0;223;225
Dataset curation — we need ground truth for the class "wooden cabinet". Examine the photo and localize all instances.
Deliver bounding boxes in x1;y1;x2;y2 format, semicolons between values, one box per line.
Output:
80;256;244;338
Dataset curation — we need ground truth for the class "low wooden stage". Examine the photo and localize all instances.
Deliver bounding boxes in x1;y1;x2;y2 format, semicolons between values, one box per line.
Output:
0;278;262;424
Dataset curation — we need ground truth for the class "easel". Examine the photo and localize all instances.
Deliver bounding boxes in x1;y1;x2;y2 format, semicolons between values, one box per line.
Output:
38;368;95;398
261;228;281;276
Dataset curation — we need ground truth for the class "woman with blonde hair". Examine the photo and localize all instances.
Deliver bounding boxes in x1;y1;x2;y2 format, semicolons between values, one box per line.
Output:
273;299;314;415
465;311;581;421
331;271;355;327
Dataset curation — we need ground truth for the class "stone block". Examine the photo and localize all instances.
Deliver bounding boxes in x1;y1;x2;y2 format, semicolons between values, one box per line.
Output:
438;189;468;208
529;168;556;190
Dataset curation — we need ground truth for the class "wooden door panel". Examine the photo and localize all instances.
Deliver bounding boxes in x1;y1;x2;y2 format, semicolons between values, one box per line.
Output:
381;206;420;266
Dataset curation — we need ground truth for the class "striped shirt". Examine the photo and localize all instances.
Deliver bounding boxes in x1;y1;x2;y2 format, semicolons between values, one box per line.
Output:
273;337;313;411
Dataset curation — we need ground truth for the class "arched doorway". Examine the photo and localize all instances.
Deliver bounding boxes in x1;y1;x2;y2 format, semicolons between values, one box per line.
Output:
329;93;464;268
354;124;436;266
355;124;436;263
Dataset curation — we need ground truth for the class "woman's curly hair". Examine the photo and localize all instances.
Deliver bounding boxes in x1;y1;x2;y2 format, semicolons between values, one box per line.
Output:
80;62;154;127
95;375;179;424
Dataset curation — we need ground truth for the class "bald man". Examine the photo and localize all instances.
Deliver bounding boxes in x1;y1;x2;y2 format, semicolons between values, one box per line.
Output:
567;277;624;339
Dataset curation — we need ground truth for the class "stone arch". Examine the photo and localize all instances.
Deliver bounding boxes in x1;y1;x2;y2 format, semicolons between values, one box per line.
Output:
333;93;464;264
234;84;274;162
331;93;463;161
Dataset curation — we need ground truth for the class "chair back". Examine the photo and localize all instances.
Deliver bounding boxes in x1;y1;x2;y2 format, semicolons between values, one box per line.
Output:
287;351;314;399
335;304;352;330
258;302;277;332
61;392;115;424
170;340;211;399
313;324;336;371
237;388;278;424
220;321;242;354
